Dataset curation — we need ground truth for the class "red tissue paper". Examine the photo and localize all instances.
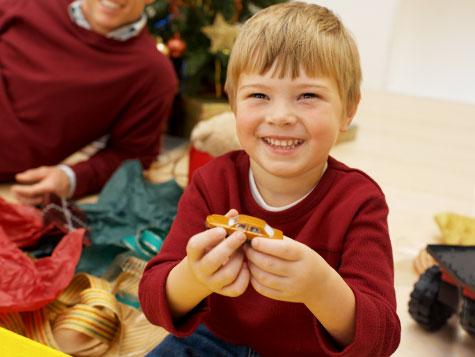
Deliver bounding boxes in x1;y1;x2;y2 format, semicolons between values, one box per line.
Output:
0;197;85;313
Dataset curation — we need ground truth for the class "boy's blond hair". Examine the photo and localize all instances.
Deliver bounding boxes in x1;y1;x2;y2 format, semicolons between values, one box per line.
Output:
225;1;362;116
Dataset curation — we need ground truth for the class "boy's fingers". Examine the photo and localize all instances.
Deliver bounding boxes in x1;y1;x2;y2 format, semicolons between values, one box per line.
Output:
220;262;250;297
225;209;239;218
245;247;288;277
200;230;246;275
250;236;300;261
187;227;227;261
208;251;243;286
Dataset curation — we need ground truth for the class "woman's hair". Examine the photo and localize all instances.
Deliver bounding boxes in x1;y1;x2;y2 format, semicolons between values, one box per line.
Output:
225;1;362;115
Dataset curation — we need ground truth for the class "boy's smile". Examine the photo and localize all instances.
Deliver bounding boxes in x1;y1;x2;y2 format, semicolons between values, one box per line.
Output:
82;0;152;35
235;66;354;201
261;137;305;153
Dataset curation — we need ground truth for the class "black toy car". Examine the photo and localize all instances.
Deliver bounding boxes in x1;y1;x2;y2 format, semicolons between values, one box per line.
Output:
408;244;475;336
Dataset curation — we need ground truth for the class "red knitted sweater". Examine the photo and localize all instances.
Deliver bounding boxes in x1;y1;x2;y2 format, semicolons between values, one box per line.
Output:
139;151;401;357
0;0;177;197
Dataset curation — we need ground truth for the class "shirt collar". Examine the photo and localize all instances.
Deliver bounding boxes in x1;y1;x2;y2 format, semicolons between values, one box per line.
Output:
68;0;147;41
248;161;328;212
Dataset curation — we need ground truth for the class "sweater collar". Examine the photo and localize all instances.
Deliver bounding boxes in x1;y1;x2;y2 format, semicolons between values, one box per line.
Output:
248;161;328;212
68;0;147;41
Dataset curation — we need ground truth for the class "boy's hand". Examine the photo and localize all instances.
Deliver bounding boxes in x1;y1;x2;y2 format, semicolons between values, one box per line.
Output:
11;166;70;205
186;210;249;297
244;236;328;304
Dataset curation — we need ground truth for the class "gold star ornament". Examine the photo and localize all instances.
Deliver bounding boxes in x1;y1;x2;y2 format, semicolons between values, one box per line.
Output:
201;13;239;54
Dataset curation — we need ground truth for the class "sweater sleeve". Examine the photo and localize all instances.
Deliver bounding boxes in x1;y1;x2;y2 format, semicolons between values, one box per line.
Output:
0;0;18;26
315;190;401;356
71;78;176;198
139;170;214;336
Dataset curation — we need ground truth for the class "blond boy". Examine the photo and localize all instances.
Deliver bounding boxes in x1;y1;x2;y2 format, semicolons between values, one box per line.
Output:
140;2;400;356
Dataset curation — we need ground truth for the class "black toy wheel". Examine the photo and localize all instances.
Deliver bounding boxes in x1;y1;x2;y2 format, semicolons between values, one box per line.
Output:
460;296;475;336
408;266;454;330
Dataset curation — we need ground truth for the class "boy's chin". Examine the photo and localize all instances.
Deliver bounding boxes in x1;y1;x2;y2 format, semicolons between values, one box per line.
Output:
260;162;305;178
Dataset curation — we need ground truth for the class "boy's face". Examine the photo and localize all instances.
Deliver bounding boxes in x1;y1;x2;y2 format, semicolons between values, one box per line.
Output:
235;67;354;183
82;0;152;35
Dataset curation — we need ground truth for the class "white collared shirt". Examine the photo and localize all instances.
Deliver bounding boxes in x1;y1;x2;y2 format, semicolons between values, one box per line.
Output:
68;0;147;41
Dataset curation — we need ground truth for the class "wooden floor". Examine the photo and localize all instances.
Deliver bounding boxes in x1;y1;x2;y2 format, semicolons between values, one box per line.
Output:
331;90;475;356
1;90;475;355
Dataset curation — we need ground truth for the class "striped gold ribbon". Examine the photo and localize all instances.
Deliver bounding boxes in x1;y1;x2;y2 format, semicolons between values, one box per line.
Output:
0;257;168;356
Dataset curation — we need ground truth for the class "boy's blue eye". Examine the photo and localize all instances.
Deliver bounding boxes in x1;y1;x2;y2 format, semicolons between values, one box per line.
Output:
251;93;268;99
300;93;318;99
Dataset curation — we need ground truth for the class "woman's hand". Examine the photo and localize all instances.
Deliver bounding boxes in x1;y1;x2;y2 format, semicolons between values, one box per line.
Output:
12;166;70;205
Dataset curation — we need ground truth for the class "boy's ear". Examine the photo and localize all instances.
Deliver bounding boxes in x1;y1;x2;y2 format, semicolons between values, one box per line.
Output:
340;95;360;132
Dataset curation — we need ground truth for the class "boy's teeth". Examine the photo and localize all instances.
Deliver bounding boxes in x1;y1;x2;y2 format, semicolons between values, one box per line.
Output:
264;137;303;149
101;0;121;10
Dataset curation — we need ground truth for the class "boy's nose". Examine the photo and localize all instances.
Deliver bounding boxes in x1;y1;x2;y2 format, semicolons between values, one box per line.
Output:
264;112;298;126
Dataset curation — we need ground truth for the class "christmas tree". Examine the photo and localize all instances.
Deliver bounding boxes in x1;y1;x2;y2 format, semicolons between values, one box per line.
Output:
146;0;287;98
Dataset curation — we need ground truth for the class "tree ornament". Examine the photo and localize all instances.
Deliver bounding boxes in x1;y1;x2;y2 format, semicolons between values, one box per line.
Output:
167;33;187;58
155;36;169;56
169;0;183;16
232;0;243;22
201;13;239;54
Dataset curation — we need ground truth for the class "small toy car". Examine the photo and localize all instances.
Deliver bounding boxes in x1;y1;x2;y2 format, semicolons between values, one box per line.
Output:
206;214;283;240
408;244;475;336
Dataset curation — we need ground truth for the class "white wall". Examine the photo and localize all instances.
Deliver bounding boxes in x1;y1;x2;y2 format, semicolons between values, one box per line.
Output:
302;0;475;105
303;0;400;92
387;0;475;104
